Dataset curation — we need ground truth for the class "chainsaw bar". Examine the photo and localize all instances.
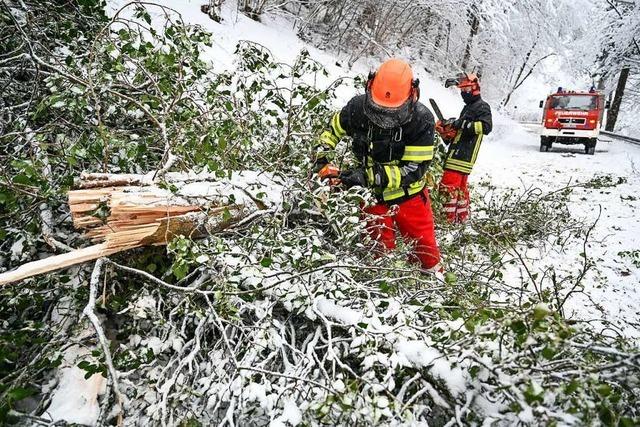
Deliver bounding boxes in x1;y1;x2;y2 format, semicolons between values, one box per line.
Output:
429;98;445;122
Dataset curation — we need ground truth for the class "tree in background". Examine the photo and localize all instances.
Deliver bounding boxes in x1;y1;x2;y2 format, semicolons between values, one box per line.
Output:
260;0;598;109
595;0;640;132
226;0;639;136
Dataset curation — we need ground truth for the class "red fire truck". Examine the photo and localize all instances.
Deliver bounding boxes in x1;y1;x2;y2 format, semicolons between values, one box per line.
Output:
539;88;608;155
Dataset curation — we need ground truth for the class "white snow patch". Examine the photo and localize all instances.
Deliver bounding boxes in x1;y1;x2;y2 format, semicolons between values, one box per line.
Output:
244;383;269;409
44;346;106;426
518;405;535;423
446;318;465;331
272;399;303;426
145;336;165;355
10;238;24;260
176;170;284;208
131;294;157;319
315;297;362;325
396;340;467;396
475;116;640;337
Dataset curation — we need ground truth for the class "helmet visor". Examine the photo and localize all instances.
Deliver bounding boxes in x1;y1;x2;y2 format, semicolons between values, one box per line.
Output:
364;91;414;129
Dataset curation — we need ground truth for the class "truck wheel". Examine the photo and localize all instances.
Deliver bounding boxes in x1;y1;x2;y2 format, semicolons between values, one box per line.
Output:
540;137;550;152
585;139;596;155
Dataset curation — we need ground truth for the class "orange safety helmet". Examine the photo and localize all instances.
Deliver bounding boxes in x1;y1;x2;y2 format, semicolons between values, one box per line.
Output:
445;72;481;96
367;59;419;107
364;59;420;128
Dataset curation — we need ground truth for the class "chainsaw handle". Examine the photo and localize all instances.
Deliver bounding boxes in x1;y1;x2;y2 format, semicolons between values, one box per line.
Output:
318;163;341;180
435;120;458;143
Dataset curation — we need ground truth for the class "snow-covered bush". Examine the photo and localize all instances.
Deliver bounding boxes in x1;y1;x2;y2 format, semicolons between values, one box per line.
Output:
22;176;635;426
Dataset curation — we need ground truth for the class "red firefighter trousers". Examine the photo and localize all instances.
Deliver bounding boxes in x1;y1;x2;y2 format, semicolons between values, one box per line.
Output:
440;169;470;223
363;189;441;270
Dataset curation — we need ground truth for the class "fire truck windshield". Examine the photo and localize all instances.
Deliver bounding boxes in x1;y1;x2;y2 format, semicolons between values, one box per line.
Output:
549;95;597;111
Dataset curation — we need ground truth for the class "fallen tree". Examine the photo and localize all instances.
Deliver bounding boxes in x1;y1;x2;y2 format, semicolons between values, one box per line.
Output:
0;171;274;286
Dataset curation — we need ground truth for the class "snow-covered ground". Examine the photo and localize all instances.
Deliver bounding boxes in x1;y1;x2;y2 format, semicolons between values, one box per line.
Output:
477;119;640;336
108;0;640;332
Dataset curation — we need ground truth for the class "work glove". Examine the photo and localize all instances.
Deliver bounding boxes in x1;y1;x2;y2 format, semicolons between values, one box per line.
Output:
339;168;368;189
453;118;467;129
312;156;329;173
370;163;388;189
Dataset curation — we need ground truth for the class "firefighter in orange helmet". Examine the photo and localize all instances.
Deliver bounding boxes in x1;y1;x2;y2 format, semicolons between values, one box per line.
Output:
314;59;441;271
435;73;492;223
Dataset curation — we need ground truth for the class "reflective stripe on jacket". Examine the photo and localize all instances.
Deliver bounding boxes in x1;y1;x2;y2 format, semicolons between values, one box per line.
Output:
316;95;436;204
444;96;492;175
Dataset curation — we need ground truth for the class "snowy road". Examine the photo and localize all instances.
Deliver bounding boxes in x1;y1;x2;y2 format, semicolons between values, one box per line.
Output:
518;122;640;147
474;118;640;337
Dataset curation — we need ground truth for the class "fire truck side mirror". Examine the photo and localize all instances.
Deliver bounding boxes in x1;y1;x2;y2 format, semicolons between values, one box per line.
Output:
605;100;611;109
539;100;544;108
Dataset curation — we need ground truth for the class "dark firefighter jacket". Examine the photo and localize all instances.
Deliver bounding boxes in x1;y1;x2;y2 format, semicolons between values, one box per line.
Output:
444;96;492;174
316;94;435;204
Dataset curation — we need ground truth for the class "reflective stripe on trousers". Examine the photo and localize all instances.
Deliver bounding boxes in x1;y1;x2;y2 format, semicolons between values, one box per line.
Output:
362;189;441;270
439;169;470;224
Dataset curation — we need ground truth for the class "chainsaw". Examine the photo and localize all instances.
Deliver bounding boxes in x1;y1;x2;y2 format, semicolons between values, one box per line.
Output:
429;98;458;142
317;163;342;187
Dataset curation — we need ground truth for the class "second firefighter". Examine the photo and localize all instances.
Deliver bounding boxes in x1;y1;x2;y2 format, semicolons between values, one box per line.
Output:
435;73;493;223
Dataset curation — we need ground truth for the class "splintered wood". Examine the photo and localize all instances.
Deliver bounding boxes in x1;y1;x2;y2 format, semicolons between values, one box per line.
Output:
69;178;246;250
0;173;251;286
69;186;202;248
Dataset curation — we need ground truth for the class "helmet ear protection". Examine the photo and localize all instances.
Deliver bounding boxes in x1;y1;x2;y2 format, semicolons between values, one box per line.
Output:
366;71;420;104
366;70;376;91
412;78;420;102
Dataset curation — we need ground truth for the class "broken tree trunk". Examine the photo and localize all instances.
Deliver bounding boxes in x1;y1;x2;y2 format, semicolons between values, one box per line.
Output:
0;172;265;286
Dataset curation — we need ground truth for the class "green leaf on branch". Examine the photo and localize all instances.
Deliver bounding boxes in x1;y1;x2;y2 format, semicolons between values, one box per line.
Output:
444;272;457;284
260;257;272;267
